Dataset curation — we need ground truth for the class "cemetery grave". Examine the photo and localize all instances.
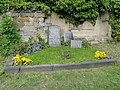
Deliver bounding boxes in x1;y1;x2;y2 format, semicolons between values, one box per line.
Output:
3;24;116;73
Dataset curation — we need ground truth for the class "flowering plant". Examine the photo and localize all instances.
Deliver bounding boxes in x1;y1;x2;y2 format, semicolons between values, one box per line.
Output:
12;54;31;65
95;50;107;59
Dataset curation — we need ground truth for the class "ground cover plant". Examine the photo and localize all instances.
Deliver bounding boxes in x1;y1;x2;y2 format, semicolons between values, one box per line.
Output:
24;46;97;65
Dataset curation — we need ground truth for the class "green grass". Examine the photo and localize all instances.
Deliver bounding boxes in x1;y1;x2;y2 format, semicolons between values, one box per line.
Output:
92;42;120;61
27;46;97;65
0;42;120;90
0;64;120;90
0;56;5;75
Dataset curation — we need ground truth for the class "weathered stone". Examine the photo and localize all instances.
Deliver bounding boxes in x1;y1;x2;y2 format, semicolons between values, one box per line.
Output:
6;12;12;16
16;22;25;26
14;17;30;22
71;40;82;48
19;26;36;41
4;59;116;73
45;23;52;27
49;25;61;46
39;22;46;26
20;36;30;41
4;66;20;73
34;11;46;18
28;42;42;52
20;13;34;17
33;18;40;22
12;13;20;17
38;18;44;22
34;22;39;27
24;22;33;26
29;18;33;22
53;59;117;70
82;21;94;30
64;32;73;42
33;18;44;23
44;26;49;31
20;65;53;72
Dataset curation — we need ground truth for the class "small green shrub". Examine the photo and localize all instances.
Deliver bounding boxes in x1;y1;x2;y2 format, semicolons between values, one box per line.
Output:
38;36;49;49
61;37;70;46
82;39;91;48
28;34;49;49
13;42;28;55
0;15;20;57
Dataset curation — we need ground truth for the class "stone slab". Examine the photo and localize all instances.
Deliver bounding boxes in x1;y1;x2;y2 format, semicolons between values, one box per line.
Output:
53;59;116;70
48;25;61;46
24;22;33;26
20;65;53;72
20;13;34;17
12;13;20;17
71;40;82;48
64;32;73;42
34;11;46;18
82;21;94;30
4;59;116;73
4;66;20;73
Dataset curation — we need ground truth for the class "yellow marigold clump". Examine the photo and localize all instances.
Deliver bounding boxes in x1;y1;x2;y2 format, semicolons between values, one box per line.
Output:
12;54;31;65
95;50;107;59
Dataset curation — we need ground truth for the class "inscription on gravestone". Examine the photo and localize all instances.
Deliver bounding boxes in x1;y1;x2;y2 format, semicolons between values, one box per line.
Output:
64;32;73;42
71;40;82;48
48;25;61;46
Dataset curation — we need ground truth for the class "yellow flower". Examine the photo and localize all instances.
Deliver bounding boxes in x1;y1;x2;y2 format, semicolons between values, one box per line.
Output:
94;50;107;59
21;57;26;62
25;58;31;63
12;54;32;65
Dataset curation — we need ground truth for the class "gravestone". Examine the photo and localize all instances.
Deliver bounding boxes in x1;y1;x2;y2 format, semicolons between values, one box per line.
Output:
28;42;42;53
48;25;61;46
64;32;73;42
71;40;82;48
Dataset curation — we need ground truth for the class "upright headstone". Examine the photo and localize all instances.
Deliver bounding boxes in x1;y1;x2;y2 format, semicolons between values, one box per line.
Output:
71;40;82;48
64;32;73;42
48;25;61;46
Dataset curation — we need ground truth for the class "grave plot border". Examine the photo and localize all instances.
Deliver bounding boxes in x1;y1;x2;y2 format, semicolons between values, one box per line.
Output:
4;59;117;73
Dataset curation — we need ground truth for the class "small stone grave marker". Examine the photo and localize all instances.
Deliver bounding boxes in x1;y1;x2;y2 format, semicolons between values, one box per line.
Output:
71;40;82;48
48;25;61;46
64;32;73;42
28;42;42;53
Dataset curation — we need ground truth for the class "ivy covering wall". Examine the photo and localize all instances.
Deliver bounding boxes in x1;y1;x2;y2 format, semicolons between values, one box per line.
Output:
0;0;120;41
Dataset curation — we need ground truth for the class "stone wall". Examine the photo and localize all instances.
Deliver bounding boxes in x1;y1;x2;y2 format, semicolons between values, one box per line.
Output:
46;12;111;42
6;11;49;42
5;11;111;42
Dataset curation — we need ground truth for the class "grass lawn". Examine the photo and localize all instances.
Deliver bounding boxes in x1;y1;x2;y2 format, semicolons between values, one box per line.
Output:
0;63;120;90
26;46;97;65
92;42;120;61
0;42;120;90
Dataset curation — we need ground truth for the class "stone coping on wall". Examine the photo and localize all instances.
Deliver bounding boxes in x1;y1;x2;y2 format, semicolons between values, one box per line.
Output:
4;59;117;73
6;11;46;18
